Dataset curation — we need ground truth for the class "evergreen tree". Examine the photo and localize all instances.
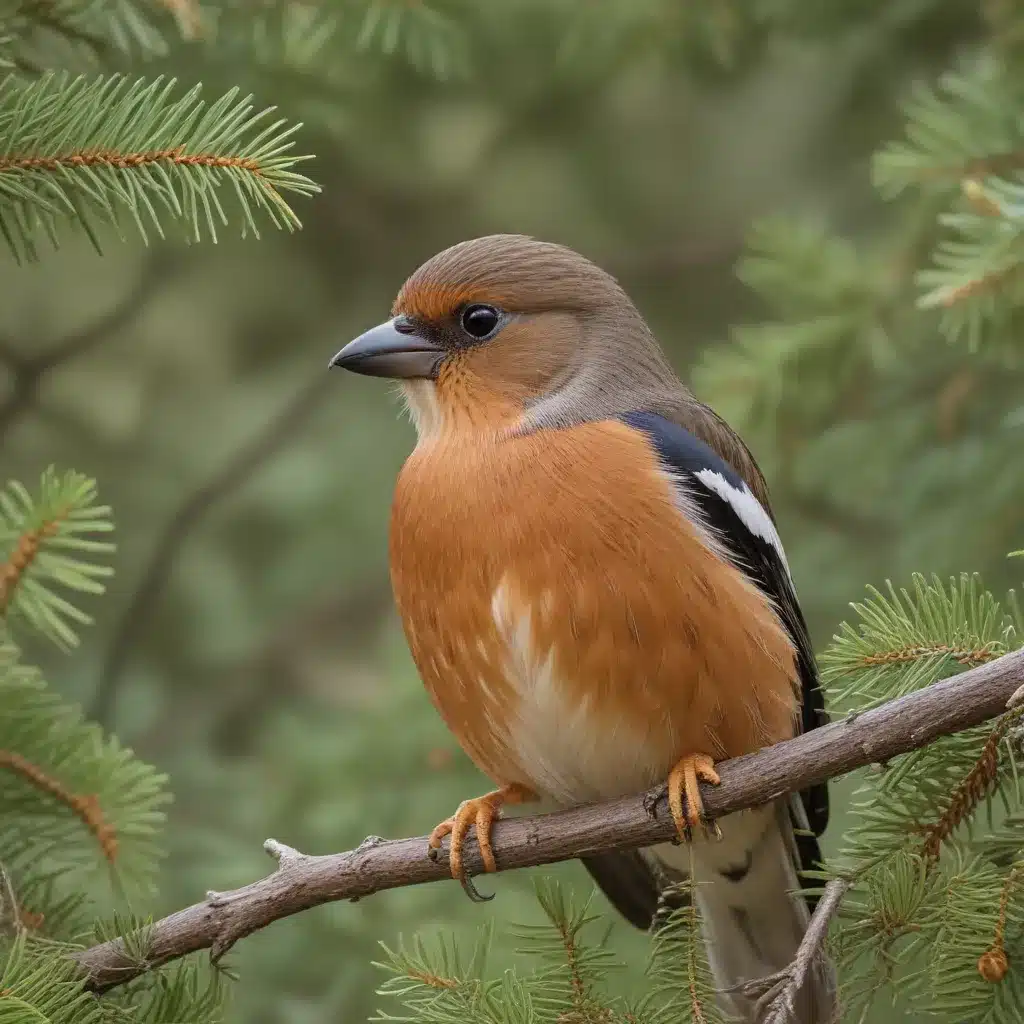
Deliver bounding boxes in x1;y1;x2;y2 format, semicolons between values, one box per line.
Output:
0;2;316;1021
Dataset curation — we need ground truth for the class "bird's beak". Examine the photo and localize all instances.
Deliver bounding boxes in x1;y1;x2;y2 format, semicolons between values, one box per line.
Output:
329;318;443;379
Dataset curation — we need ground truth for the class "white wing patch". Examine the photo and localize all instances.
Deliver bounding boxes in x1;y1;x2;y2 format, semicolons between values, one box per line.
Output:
694;468;791;576
657;470;733;566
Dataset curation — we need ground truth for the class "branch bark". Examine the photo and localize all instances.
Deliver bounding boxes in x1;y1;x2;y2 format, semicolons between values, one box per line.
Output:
743;878;851;1023
74;647;1024;993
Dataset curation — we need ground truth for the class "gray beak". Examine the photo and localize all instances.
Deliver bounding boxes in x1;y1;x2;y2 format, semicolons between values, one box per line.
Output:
329;318;443;379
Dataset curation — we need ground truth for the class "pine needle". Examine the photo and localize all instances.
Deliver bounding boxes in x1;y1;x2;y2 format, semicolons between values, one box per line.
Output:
0;71;320;261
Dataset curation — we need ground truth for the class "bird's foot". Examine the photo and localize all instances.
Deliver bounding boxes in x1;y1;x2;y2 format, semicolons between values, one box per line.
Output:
427;782;535;902
667;753;721;841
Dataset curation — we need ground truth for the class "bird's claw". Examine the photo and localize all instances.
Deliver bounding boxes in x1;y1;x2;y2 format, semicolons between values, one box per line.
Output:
459;874;495;902
426;784;535;904
667;753;721;842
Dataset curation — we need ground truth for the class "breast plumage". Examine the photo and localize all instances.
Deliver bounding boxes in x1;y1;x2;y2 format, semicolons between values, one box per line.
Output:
389;419;799;807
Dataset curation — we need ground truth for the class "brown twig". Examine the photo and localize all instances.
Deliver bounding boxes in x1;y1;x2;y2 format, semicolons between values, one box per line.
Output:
939;265;1017;307
90;373;333;727
920;708;1022;863
0;516;63;613
978;862;1023;983
746;878;850;1024
0;751;117;862
0;252;173;439
72;648;1024;993
857;643;1001;669
0;148;263;175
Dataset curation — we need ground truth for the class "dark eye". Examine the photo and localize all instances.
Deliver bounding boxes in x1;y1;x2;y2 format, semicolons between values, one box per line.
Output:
460;304;501;340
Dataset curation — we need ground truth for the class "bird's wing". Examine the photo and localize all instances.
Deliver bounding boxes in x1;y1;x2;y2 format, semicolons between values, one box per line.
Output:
620;410;830;856
581;411;829;932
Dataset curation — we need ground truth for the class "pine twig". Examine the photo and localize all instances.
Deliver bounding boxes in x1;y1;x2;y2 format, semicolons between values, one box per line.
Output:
856;643;1001;669
0;751;117;862
0;515;64;613
72;648;1024;993
920;707;1023;863
978;863;1024;983
684;847;709;1024
938;265;1018;308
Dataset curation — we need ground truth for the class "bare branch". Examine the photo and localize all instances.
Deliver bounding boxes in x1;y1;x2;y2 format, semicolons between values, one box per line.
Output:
743;878;851;1023
72;648;1024;993
90;372;333;727
0;251;174;438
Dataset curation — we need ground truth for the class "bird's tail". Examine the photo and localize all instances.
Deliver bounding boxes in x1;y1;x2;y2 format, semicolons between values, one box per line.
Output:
651;800;837;1023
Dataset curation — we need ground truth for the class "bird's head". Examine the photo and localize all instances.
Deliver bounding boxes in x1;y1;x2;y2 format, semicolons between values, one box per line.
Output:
330;234;683;438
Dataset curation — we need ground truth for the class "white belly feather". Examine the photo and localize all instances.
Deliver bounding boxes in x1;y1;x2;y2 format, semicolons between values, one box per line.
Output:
489;576;674;806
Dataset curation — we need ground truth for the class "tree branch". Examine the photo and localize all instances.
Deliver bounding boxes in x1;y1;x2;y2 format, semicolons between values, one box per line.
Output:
742;877;851;1023
73;647;1024;994
0;251;174;439
90;372;333;727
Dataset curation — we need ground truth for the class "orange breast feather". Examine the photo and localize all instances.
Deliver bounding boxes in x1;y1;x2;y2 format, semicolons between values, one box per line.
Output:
389;419;799;806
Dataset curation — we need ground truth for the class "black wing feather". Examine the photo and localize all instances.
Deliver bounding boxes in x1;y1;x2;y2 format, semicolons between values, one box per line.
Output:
619;411;830;900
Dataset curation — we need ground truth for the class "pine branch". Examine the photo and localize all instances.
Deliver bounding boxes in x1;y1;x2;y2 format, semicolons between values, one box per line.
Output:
0;658;170;895
822;573;1010;710
977;862;1023;983
745;878;849;1024
0;71;319;261
920;708;1022;863
0;0;173;66
0;750;117;861
0;468;113;648
640;871;725;1024
343;0;468;79
72;647;1024;993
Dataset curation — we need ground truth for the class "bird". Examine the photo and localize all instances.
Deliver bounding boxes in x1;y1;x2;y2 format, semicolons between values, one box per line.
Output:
329;234;835;1022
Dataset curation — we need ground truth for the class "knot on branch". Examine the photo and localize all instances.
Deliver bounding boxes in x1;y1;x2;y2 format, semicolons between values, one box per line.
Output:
205;839;313;961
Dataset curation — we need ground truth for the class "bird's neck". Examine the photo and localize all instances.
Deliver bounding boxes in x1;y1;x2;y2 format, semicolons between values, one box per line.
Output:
400;373;528;444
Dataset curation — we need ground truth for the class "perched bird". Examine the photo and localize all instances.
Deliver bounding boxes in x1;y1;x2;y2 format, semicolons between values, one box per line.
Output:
330;235;834;1022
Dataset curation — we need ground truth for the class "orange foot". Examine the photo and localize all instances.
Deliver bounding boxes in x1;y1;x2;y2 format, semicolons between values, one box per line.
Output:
667;753;721;840
428;782;535;901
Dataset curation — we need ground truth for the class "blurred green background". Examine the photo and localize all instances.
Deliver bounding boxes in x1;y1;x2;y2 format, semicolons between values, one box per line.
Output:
3;2;1022;1021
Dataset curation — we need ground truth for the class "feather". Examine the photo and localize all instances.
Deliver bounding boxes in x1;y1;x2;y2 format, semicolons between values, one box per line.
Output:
619;410;830;880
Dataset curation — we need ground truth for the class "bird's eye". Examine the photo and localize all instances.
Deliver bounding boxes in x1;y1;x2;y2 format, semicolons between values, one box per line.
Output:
460;304;501;340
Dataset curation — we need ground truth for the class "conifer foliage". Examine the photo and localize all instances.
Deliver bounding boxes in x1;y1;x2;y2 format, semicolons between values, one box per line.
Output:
0;1;319;1021
0;469;224;1022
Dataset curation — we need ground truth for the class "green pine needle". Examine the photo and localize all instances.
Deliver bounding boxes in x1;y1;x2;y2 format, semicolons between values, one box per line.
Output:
0;934;103;1024
821;572;1010;711
0;71;320;262
635;879;730;1024
0;0;170;67
348;0;468;80
372;924;495;1023
0;657;171;905
208;2;344;86
104;957;228;1023
0;468;113;650
872;56;1024;349
512;878;621;1018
